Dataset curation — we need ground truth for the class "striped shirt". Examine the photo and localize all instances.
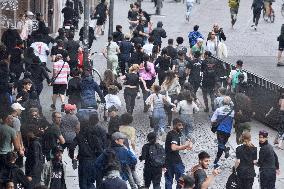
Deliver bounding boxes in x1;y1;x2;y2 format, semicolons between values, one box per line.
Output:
53;60;70;84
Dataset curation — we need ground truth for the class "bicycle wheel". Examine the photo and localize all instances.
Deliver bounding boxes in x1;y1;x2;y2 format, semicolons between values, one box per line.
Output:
282;5;284;17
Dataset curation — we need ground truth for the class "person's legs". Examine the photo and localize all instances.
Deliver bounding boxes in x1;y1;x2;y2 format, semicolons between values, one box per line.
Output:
238;177;254;189
255;9;261;26
35;83;43;97
165;164;174;189
124;88;132;113
174;163;185;189
129;88;137;114
214;132;230;164
202;88;209;110
278;50;283;63
260;169;276;189
143;167;152;188
52;94;57;106
152;167;162;189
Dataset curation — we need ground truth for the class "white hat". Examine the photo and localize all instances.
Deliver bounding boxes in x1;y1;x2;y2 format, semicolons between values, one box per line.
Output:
11;103;25;111
26;11;34;16
197;38;204;42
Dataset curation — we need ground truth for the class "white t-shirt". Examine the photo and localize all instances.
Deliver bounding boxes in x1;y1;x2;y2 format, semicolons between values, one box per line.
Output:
143;43;154;55
229;69;247;82
105;94;122;109
31;42;50;63
206;40;217;55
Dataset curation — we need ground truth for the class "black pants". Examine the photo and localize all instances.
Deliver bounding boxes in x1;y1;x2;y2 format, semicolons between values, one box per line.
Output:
260;169;276;189
253;8;261;26
124;87;137;114
158;71;167;86
143;166;162;189
0;154;7;171
202;87;215;110
214;131;230;164
238;177;254;189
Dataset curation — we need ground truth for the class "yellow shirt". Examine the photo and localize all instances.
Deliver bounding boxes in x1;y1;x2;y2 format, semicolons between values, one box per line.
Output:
119;126;136;147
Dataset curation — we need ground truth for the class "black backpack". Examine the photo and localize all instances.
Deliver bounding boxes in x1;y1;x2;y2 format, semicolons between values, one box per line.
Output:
149;144;165;167
226;167;240;189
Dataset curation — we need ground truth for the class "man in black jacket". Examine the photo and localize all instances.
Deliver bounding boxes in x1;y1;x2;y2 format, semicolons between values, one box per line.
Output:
258;130;280;189
69;113;107;189
112;25;124;44
65;32;80;71
150;21;167;48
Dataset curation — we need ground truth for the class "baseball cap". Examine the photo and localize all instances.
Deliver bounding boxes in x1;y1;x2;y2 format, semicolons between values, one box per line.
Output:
64;104;76;111
108;105;118;112
112;132;126;141
259;130;268;138
11;103;25;111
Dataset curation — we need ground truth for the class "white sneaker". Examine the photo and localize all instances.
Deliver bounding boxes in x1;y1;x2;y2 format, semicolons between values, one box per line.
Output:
254;26;257;31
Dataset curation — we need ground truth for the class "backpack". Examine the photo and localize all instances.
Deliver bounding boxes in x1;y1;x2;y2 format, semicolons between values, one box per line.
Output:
175;59;188;79
203;59;217;79
228;0;238;8
231;69;243;89
148;143;166;167
226;167;240;189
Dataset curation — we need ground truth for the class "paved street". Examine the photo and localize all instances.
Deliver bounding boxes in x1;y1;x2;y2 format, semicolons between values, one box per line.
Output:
37;0;284;188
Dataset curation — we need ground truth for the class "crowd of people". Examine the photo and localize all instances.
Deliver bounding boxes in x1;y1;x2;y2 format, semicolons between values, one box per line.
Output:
0;0;282;189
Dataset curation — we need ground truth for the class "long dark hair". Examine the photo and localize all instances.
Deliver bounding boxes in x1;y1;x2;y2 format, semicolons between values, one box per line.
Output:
143;54;150;72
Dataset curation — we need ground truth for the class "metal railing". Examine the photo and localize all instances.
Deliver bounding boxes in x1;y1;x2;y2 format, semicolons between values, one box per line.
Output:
212;56;283;130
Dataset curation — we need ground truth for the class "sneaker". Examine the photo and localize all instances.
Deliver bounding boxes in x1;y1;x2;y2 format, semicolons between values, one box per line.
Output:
277;62;284;66
61;104;65;112
50;104;56;111
254;26;257;31
225;147;230;158
251;24;254;27
137;92;141;99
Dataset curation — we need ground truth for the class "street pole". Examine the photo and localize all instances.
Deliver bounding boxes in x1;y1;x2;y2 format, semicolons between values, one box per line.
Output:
107;0;114;69
83;0;90;70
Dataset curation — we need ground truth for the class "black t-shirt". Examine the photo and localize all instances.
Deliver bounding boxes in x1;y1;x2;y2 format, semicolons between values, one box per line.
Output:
188;59;202;83
236;145;257;178
136;24;145;37
65;40;80;61
9;47;23;71
44;125;62;152
193;169;207;189
49;162;66;189
51;47;69;61
165;130;182;165
155;56;171;72
108;115;120;136
62;7;75;21
165;46;177;60
128;10;138;21
125;73;139;87
201;58;218;87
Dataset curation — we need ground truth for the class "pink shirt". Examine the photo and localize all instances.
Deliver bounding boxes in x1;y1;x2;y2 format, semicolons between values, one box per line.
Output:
139;62;156;81
53;60;70;84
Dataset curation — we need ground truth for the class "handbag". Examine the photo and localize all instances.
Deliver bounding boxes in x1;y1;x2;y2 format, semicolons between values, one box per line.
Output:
50;61;66;85
226;166;239;189
211;109;233;133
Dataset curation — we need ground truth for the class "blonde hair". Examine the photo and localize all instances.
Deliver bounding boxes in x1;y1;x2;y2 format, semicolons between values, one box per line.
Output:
129;64;140;73
242;132;255;148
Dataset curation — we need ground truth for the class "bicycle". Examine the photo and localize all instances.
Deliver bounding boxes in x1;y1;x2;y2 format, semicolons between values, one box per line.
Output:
263;2;275;23
281;0;284;17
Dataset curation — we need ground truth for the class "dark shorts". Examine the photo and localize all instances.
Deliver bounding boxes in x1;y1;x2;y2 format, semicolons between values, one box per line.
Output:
96;17;106;26
53;84;67;95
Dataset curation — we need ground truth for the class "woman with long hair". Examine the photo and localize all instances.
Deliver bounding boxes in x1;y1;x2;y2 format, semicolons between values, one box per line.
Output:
161;71;181;126
100;69;122;96
139;54;156;112
234;132;257;189
174;91;199;138
121;64;148;114
146;84;171;135
103;36;120;75
155;47;172;85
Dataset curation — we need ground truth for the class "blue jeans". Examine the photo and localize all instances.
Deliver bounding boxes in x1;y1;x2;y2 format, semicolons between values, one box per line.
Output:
186;2;193;16
78;159;96;189
165;163;185;189
152;108;166;135
180;114;193;137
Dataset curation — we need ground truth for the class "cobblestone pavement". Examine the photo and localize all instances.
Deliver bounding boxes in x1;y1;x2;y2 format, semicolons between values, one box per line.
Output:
38;0;284;188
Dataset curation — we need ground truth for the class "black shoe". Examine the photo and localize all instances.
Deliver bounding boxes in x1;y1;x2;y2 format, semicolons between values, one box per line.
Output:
61;104;65;112
204;107;209;112
225;147;230;158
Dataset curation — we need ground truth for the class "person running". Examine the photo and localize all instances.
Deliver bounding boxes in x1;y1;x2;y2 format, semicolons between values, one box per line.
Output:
119;33;134;75
228;0;240;28
174;91;199;138
103;36;120;75
172;50;190;87
150;21;167;48
161;71;181;126
94;0;108;37
50;54;70;112
211;96;234;167
146;85;170;136
257;130;280;189
139;132;164;189
164;118;193;189
277;24;284;66
234;132;257;189
155;48;172;85
188;25;203;48
251;0;264;31
185;0;194;21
